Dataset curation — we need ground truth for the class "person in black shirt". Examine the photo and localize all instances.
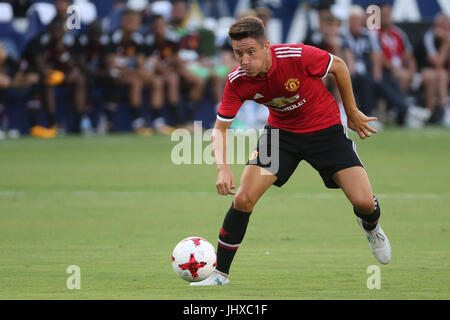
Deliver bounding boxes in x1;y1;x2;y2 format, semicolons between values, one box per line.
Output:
22;17;88;137
73;21;116;132
0;43;39;138
139;14;181;134
105;9;152;136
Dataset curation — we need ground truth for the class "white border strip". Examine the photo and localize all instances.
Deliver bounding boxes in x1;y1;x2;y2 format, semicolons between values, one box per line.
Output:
218;239;240;248
321;53;334;79
276;54;302;58
216;114;235;122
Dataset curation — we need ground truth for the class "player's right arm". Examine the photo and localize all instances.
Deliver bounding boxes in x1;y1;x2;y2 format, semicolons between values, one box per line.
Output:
212;119;235;195
213;75;243;195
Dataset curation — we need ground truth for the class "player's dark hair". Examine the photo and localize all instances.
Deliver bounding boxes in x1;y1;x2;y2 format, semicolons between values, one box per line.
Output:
228;16;266;43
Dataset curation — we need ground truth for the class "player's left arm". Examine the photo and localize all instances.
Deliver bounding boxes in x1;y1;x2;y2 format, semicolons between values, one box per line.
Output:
328;54;377;139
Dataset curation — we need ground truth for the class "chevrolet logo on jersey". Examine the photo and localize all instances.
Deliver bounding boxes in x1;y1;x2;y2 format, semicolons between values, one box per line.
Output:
262;94;300;109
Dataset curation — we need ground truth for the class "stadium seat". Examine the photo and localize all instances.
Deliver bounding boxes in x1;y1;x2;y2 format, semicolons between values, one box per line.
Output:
69;0;98;34
149;0;172;20
75;0;98;25
0;3;26;59
26;2;57;40
0;3;13;23
102;6;125;34
215;16;235;46
128;0;149;12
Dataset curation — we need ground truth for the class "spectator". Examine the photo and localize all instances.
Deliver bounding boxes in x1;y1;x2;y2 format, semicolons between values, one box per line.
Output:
304;6;354;104
371;3;413;126
305;8;350;58
73;20;115;133
139;14;177;134
169;0;207;127
105;9;153;136
414;13;450;125
210;42;236;106
54;0;71;20
344;5;409;126
342;5;382;122
377;3;416;94
0;42;39;138
22;17;88;138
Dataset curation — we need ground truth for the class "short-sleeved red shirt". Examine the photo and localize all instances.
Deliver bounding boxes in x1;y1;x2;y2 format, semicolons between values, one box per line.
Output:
217;43;341;133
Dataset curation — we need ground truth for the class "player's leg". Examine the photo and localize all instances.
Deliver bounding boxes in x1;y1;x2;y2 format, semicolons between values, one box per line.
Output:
216;164;277;271
333;166;391;264
191;165;277;286
333;166;375;216
192;126;299;286
304;124;391;264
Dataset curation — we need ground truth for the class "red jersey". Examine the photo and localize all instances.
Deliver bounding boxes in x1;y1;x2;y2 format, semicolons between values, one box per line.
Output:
376;26;412;69
217;43;341;134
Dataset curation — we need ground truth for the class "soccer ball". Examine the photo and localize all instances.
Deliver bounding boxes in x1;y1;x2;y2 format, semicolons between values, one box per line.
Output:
171;236;217;282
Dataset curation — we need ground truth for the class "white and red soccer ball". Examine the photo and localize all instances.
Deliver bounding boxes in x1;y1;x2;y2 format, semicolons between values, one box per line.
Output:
171;237;217;282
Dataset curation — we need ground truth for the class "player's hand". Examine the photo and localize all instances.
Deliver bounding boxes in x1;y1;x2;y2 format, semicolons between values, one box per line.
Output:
347;110;378;139
216;166;236;195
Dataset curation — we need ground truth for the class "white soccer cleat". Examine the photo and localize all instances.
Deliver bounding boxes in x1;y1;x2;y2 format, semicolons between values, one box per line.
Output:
190;270;230;286
357;218;392;264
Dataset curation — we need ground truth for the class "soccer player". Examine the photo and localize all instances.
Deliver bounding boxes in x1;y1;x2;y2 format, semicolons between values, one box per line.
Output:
192;17;391;286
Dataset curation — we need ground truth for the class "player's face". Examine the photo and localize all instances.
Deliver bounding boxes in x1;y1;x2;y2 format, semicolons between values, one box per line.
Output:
231;37;270;77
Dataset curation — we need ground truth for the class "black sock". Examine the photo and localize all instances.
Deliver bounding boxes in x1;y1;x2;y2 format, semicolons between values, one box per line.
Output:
216;203;251;275
353;196;380;231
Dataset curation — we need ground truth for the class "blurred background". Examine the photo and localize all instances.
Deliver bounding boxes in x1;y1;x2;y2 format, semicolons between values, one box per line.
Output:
0;0;449;139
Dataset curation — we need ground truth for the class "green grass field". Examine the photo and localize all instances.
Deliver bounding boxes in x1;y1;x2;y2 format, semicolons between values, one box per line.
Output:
0;128;449;299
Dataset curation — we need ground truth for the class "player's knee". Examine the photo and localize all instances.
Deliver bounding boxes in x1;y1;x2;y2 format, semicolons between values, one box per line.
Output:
233;192;255;213
352;196;376;214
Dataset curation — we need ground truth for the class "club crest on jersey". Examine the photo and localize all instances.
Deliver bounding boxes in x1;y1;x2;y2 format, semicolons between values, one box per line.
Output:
284;78;300;92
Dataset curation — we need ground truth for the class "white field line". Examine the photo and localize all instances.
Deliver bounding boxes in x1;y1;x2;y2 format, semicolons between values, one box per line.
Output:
0;190;449;200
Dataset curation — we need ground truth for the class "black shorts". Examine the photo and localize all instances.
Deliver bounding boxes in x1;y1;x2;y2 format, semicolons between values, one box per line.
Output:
247;124;364;188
